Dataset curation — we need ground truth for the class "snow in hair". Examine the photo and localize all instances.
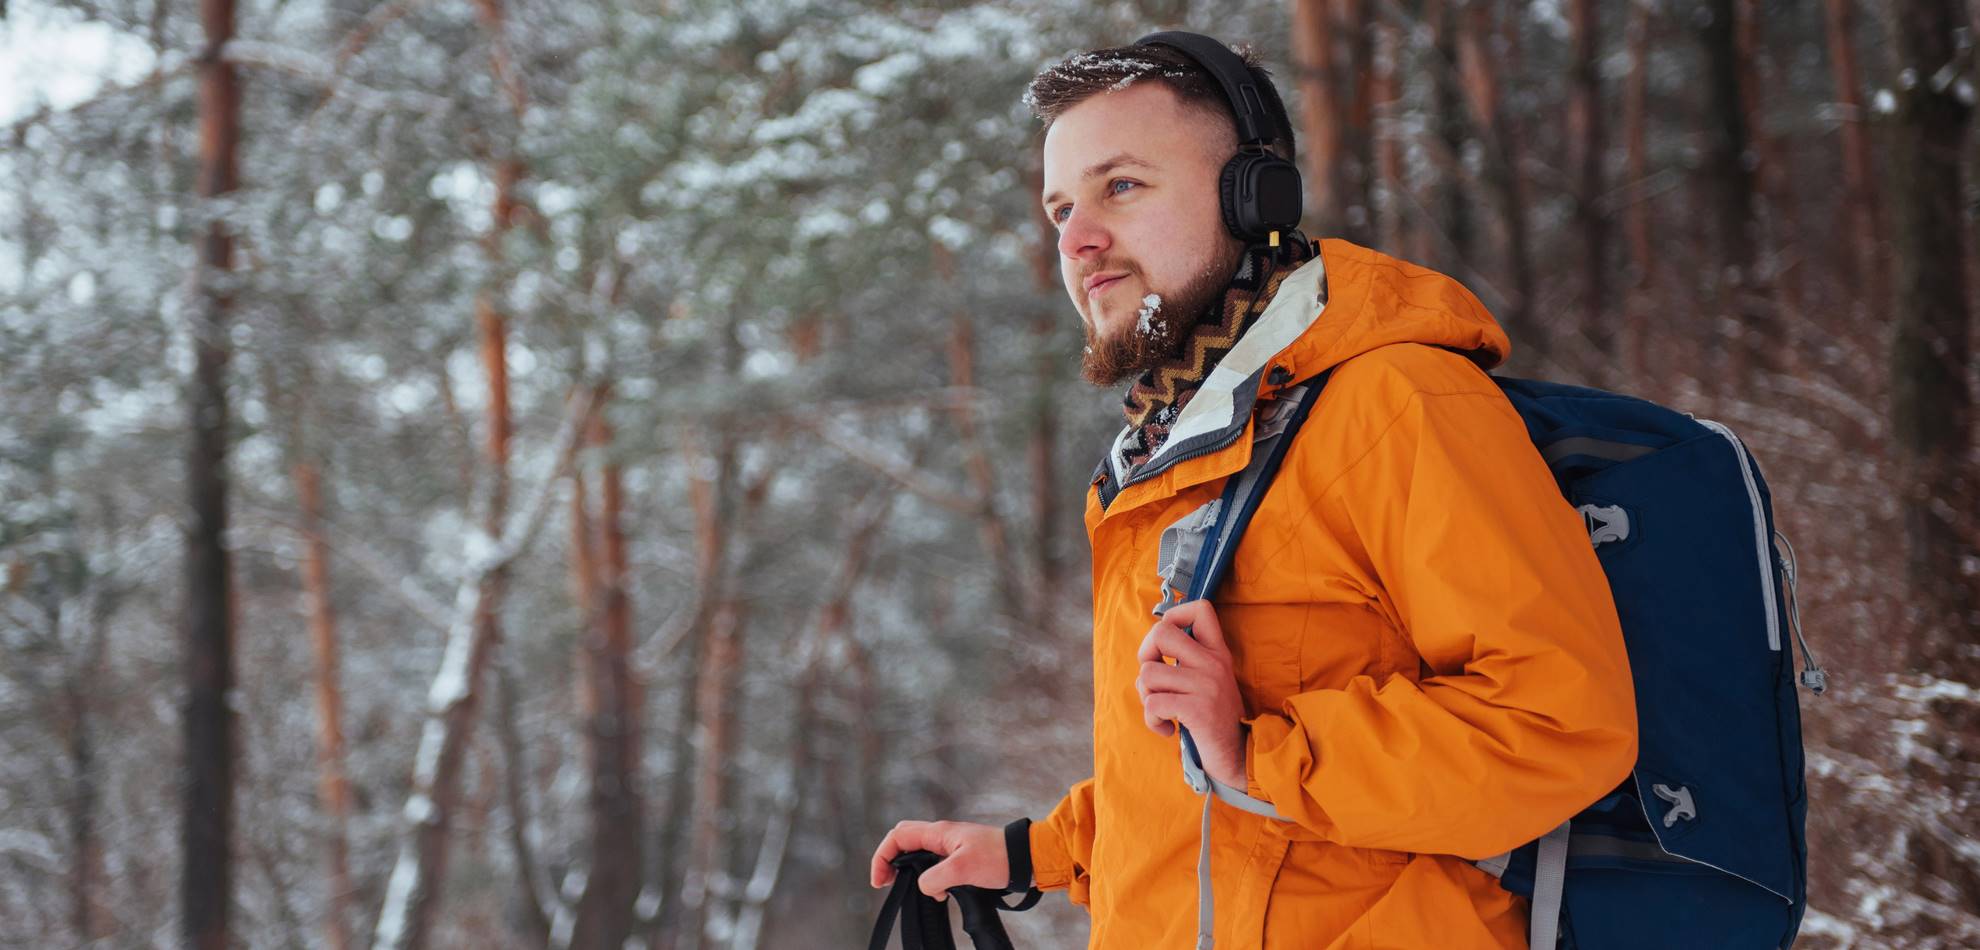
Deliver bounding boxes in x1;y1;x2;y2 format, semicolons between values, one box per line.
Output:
1021;49;1198;113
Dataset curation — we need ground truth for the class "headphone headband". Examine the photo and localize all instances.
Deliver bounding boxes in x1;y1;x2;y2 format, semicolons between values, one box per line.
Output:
1129;30;1303;245
1133;31;1285;151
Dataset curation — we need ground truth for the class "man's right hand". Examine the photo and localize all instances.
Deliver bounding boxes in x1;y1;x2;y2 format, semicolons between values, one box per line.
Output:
868;820;1010;902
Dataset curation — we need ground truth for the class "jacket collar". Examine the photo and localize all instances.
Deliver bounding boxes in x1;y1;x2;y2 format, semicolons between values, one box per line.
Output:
1102;254;1329;495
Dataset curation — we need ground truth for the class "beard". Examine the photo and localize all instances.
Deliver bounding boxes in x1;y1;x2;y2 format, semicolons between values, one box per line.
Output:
1079;241;1247;388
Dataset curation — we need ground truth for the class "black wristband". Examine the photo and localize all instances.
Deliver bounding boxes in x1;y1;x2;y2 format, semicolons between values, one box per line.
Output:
1002;817;1034;893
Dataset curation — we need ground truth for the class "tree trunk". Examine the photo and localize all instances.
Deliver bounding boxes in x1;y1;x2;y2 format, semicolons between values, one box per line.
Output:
64;674;111;942
295;460;355;950
1424;0;1476;270
682;598;743;950
1623;0;1653;292
733;489;895;950
673;381;743;949
1292;0;1347;238
1889;0;1976;672
373;300;515;950
1742;0;1808;349
1339;0;1376;244
493;656;555;946
1568;0;1613;360
946;315;1022;610
1889;4;1979;930
1825;0;1886;306
572;384;645;949
1622;0;1656;385
1456;0;1539;359
1370;15;1406;251
1698;0;1775;383
183;0;241;941
648;427;731;949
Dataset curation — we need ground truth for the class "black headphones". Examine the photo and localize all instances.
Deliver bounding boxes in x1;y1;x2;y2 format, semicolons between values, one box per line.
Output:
1134;31;1303;248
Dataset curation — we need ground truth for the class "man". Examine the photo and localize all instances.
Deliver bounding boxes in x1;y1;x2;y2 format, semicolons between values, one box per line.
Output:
871;36;1637;948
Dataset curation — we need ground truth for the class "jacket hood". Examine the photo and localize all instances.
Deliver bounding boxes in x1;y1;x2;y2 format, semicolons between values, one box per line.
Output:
1277;239;1509;379
1107;239;1510;487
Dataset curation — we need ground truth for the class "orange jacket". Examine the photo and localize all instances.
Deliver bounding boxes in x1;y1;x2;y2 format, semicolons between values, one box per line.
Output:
1028;240;1638;949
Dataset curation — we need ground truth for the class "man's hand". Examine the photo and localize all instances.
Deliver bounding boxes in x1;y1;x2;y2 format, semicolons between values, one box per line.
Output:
868;820;1009;902
1136;599;1247;789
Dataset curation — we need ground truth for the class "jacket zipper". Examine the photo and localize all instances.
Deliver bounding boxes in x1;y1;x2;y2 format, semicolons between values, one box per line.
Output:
1100;421;1252;511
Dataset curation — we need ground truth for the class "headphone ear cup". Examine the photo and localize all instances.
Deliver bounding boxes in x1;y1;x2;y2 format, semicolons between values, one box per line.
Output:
1220;152;1303;242
1218;154;1251;240
1249;155;1304;234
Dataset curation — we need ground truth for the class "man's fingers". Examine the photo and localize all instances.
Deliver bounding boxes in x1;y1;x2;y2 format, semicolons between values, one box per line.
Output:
1137;619;1215;669
1138;660;1214;735
870;820;943;888
1135;660;1195;699
1142;692;1195;734
916;849;968;902
1165;600;1229;653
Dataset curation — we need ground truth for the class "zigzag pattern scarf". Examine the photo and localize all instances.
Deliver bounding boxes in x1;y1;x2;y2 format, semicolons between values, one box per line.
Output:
1120;234;1316;469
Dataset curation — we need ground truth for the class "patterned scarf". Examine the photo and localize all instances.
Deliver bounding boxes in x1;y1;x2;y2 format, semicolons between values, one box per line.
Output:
1120;234;1317;469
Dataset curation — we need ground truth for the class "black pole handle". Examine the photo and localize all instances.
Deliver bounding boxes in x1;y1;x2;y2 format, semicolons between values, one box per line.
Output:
868;850;1018;950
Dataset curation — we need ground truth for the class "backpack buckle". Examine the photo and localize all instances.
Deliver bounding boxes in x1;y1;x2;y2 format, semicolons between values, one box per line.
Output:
1154;499;1223;615
1651;783;1697;827
1577;504;1631;547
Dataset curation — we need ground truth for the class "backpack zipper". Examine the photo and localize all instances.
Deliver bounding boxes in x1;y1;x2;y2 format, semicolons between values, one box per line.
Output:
1697;420;1781;652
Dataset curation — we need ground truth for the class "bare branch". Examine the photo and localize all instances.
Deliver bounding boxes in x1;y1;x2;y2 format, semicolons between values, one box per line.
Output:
804;417;978;514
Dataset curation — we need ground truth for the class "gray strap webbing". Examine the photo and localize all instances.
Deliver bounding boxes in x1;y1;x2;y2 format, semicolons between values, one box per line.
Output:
1179;737;1284;818
1190;774;1287;950
1474;850;1512;879
1529;819;1572;949
1539;436;1654;466
1195;794;1214;950
1476;826;1693;879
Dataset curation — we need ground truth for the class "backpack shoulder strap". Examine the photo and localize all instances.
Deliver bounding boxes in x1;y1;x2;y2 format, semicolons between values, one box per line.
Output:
1185;369;1334;606
1172;370;1332;806
1163;371;1333;950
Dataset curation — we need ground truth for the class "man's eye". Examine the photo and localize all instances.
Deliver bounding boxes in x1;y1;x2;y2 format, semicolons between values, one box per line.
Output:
1109;179;1138;196
1051;204;1071;224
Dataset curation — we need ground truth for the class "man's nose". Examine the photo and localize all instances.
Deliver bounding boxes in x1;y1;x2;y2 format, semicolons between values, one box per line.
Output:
1056;208;1110;260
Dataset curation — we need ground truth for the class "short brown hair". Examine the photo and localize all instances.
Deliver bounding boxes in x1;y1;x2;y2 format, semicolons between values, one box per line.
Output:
1023;42;1296;161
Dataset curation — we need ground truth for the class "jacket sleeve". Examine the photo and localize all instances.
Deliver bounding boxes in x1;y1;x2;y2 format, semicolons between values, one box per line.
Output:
1028;778;1096;906
1243;384;1638;860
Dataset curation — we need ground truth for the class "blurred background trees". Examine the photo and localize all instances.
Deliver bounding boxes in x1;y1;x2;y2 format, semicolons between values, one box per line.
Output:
0;0;1973;946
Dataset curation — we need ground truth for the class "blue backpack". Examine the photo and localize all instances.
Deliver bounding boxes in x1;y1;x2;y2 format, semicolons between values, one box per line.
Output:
1167;370;1828;949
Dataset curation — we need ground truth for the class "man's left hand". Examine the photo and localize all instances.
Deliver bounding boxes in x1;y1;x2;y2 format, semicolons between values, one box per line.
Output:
1136;599;1247;789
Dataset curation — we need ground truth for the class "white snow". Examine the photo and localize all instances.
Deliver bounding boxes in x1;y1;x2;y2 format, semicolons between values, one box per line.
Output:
412;721;445;782
1136;293;1164;336
0;3;158;124
1892;675;1979;705
374;845;421;949
1930;62;1962;94
928;216;972;249
853;51;921;96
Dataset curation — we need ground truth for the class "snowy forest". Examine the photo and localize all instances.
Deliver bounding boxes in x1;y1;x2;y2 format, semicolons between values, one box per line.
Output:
0;0;1975;945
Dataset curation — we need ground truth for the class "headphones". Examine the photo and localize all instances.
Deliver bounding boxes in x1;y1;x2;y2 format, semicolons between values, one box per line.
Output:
1134;31;1303;248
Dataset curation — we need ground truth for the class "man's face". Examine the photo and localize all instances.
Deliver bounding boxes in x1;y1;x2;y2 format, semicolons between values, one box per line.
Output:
1041;82;1244;386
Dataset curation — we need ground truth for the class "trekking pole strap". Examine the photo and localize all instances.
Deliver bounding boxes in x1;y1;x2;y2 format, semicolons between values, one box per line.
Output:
868;851;1021;950
1001;818;1041;903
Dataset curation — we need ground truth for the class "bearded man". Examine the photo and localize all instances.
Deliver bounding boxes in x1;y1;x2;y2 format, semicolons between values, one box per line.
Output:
871;33;1637;949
